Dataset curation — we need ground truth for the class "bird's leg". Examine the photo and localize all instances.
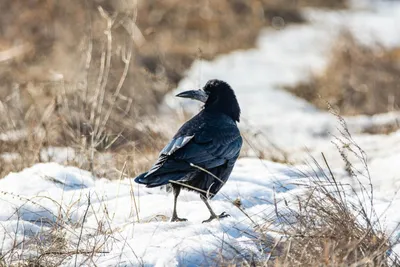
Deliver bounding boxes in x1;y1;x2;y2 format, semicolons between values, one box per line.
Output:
200;195;230;223
170;184;188;222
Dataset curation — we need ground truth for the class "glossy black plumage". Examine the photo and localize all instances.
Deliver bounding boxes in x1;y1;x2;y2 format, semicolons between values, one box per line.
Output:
134;79;242;222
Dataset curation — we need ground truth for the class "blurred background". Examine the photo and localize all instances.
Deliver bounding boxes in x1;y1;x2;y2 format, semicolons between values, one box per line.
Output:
0;0;399;179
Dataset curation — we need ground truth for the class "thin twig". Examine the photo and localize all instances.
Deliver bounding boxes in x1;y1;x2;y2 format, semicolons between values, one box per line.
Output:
75;193;91;267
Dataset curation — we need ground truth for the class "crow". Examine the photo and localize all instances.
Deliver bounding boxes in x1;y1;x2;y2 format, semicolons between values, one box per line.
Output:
135;79;242;223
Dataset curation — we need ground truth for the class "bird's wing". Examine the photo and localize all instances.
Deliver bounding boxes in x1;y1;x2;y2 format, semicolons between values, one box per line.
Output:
144;121;242;180
144;135;195;177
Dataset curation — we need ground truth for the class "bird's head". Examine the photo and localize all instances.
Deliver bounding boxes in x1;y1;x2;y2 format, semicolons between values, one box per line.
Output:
176;79;241;122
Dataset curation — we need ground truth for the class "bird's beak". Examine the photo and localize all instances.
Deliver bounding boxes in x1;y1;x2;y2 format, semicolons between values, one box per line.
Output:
176;89;209;103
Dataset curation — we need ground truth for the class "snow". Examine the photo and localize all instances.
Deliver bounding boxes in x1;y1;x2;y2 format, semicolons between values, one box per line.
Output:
0;129;28;142
0;160;303;266
0;152;19;162
39;147;77;163
164;1;400;152
161;0;400;261
2;0;400;265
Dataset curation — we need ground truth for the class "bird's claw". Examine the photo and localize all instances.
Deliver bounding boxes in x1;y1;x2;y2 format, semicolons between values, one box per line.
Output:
219;212;230;218
170;216;188;222
202;212;230;223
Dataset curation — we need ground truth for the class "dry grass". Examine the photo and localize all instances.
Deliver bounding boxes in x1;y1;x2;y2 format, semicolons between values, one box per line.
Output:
259;114;399;266
240;128;291;164
212;113;400;266
0;87;167;179
0;191;124;266
0;0;349;106
0;0;310;103
362;119;400;135
286;32;400;117
0;0;346;178
272;164;391;266
296;0;347;8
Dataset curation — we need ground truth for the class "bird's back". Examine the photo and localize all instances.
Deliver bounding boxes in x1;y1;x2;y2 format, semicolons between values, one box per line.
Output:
135;110;242;195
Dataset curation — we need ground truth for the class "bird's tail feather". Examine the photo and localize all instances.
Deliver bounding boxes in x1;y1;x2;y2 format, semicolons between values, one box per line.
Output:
134;172;148;185
134;171;188;188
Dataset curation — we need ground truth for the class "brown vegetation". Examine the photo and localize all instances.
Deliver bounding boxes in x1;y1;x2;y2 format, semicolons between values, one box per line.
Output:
222;120;399;266
269;118;399;266
287;33;400;117
0;0;310;105
0;0;339;178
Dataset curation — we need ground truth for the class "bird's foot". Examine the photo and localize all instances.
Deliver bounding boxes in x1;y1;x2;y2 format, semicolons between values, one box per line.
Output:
170;216;188;222
202;212;230;223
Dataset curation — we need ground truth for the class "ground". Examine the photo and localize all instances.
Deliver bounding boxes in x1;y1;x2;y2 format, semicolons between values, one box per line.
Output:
0;160;302;266
1;0;400;266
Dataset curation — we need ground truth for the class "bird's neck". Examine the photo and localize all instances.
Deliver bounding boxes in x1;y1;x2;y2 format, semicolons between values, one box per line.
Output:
204;100;240;122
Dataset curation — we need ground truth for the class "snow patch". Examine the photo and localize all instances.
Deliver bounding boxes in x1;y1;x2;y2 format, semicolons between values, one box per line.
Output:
0;160;303;265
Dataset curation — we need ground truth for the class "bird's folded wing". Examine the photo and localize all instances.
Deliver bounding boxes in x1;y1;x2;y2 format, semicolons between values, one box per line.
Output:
145;123;242;179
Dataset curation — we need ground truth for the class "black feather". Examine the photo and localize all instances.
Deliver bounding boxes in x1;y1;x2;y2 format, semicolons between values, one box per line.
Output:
134;79;242;198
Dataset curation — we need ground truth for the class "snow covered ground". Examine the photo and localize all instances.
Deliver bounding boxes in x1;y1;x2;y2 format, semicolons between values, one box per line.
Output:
2;0;400;266
0;161;306;266
162;0;400;262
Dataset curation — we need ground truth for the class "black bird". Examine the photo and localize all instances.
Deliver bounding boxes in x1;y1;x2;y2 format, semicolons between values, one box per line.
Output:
135;79;242;223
